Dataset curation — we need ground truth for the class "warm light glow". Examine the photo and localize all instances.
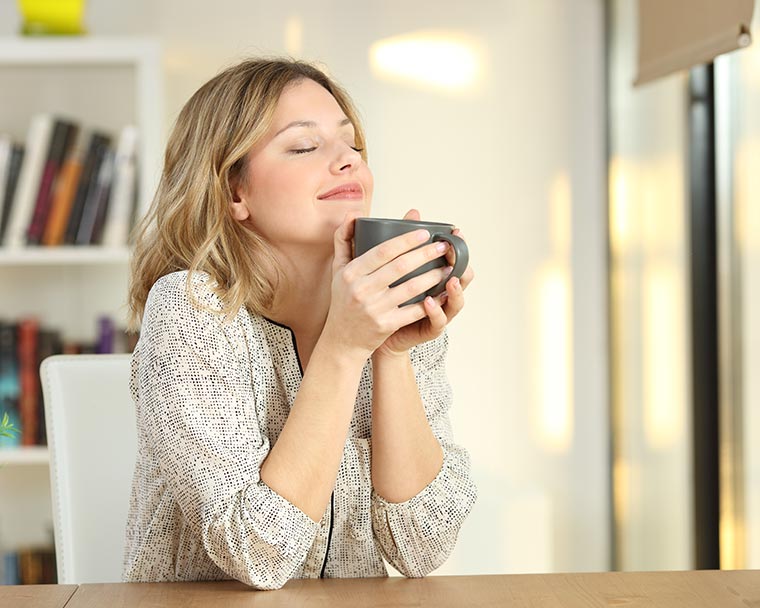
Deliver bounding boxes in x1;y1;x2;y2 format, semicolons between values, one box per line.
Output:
720;511;741;569
549;171;572;255
735;139;760;253
369;32;482;91
642;264;685;449
534;264;574;452
613;457;635;527
284;15;303;57
609;157;635;254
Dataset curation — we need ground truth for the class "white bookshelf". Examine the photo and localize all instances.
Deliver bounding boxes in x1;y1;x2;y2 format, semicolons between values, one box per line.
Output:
0;447;49;466
0;36;163;577
0;36;162;212
0;246;130;266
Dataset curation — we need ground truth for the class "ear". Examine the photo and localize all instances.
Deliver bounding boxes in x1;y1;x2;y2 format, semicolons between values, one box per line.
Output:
229;180;251;222
230;198;250;222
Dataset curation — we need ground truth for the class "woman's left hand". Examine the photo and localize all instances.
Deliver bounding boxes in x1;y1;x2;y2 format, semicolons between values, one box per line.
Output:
374;209;474;358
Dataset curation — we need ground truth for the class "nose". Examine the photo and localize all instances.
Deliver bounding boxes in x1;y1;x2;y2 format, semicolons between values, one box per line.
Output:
330;142;362;174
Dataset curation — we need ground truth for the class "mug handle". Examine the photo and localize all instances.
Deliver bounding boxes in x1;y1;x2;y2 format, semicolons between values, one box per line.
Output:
430;233;469;295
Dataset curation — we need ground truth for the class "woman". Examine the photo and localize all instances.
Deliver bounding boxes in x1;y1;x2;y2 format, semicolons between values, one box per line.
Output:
124;58;476;590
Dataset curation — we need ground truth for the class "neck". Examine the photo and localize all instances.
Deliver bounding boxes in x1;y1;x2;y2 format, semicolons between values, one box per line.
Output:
265;244;334;343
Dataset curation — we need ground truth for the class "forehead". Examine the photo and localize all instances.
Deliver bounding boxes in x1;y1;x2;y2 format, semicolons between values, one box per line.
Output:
271;78;349;126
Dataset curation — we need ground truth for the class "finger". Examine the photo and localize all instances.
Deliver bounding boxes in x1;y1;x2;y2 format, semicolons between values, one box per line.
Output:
353;228;432;274
423;296;448;332
390;300;430;329
441;276;465;321
333;211;364;270
370;240;450;289
403;208;421;221
384;265;453;308
459;265;475;290
444;241;457;266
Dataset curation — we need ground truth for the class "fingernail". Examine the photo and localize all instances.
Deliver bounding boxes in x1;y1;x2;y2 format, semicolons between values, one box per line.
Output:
435;241;449;253
425;296;435;306
416;229;431;242
442;266;453;276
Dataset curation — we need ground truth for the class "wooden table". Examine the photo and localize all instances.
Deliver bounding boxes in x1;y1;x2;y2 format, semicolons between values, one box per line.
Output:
59;569;760;608
0;584;77;608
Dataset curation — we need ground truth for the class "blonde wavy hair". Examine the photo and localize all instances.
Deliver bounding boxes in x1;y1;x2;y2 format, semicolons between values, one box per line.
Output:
127;58;368;329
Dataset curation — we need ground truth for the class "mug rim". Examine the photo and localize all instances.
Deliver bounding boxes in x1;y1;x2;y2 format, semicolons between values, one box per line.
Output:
356;217;454;228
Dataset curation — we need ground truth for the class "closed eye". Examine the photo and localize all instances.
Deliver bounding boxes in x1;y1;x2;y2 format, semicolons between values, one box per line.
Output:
290;147;317;155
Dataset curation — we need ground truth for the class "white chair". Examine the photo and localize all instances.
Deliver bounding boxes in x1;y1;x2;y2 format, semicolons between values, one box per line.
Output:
40;354;136;584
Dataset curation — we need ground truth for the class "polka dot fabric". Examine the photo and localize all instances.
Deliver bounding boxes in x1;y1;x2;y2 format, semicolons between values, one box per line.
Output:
122;270;477;590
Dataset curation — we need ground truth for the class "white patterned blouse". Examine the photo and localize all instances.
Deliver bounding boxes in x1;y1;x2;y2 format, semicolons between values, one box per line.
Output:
122;270;477;590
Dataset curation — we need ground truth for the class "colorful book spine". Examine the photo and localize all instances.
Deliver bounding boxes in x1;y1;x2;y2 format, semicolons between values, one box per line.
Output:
3;114;54;248
0;135;11;227
41;131;85;246
0;322;20;449
64;132;111;245
0;143;25;243
16;318;40;446
27;120;79;245
76;148;114;245
95;316;115;354
102;125;139;247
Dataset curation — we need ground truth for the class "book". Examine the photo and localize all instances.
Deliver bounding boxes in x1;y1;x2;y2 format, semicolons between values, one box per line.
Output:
0;143;25;243
0;322;20;449
26;119;79;245
17;318;40;447
3;114;54;248
95;316;115;353
17;547;57;584
1;551;19;585
102;125;139;247
36;329;63;445
77;147;114;245
63;132;111;245
41;130;85;246
0;135;11;231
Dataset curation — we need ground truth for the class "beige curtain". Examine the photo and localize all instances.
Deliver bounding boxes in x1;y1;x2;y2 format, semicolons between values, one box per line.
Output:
636;0;755;85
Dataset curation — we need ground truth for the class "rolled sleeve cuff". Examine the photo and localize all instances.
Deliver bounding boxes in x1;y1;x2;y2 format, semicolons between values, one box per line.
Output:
370;450;477;577
204;481;321;590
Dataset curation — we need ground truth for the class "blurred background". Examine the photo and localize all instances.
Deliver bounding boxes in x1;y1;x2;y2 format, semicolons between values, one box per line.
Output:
0;0;757;583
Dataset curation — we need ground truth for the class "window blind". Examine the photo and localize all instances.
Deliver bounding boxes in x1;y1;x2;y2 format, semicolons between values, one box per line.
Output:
635;0;755;85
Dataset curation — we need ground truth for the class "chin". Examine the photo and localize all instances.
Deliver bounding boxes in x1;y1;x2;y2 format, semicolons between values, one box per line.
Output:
323;200;369;218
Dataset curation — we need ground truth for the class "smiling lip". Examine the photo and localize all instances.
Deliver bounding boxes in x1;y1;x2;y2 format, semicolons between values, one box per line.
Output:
317;182;364;200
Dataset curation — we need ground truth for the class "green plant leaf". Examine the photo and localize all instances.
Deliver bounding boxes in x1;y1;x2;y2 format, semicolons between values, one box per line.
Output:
1;411;20;438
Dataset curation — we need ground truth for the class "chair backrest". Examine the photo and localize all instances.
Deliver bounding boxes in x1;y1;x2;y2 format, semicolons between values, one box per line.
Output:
40;353;135;584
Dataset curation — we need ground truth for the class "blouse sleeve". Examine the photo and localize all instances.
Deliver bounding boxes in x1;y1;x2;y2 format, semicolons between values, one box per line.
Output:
370;330;478;577
134;273;319;590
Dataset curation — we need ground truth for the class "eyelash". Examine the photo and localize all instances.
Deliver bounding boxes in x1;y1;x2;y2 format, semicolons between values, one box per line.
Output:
290;146;364;155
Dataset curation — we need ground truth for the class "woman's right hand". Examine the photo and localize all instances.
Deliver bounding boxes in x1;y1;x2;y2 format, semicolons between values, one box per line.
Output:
321;212;452;361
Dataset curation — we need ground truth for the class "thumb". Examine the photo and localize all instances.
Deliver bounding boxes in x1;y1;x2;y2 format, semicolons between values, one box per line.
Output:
403;208;421;221
333;211;362;270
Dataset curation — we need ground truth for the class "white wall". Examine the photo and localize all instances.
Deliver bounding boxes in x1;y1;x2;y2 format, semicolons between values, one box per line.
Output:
608;0;693;570
0;0;609;573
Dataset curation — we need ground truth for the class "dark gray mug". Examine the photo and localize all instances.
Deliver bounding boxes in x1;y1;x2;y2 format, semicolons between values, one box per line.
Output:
354;217;469;305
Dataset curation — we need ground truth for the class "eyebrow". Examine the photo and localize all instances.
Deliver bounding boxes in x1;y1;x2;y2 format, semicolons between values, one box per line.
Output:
274;117;353;137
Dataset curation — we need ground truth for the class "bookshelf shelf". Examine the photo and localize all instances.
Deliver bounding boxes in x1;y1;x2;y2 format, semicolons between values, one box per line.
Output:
0;36;160;65
0;246;130;266
0;446;49;466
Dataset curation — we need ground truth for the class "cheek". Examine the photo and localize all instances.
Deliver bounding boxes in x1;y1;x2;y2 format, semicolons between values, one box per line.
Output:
364;166;375;200
248;163;305;212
